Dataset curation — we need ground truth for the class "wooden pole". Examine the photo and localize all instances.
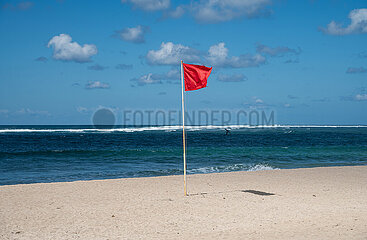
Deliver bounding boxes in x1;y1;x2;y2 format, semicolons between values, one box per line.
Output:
180;60;187;196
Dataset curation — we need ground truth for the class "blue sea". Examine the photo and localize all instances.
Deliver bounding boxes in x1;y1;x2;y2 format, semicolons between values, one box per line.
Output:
0;125;367;185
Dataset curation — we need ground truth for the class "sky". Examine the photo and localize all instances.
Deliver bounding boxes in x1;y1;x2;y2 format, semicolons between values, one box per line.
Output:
0;0;367;125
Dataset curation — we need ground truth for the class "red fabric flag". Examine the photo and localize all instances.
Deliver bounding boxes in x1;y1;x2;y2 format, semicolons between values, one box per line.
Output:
183;63;212;91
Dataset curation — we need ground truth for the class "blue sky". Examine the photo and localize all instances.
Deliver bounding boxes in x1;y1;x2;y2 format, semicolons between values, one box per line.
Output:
0;0;367;125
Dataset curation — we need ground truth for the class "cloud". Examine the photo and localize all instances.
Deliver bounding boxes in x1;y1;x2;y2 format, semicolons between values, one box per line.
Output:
153;68;180;81
217;73;247;82
131;68;180;86
1;108;52;118
255;98;263;103
146;41;267;68
85;81;110;89
146;42;200;65
321;9;367;35
76;106;89;113
131;73;161;86
163;5;185;19
35;56;47;62
341;93;367;101
116;64;133;70
283;103;292;108
355;94;367;101
256;44;301;57
206;42;266;68
346;67;367;74
187;0;272;23
121;0;170;11
87;64;108;71
47;34;97;63
242;97;274;110
123;0;272;23
2;1;33;10
15;108;50;116
114;25;149;43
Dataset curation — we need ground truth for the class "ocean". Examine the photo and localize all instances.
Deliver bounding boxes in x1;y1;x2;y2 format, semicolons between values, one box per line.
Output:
0;125;366;185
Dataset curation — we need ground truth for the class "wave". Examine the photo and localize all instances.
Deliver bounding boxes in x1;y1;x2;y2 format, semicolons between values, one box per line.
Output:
187;163;278;174
130;164;278;178
0;125;366;133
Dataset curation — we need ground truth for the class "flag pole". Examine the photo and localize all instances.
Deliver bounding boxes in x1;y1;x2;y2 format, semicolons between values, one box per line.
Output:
180;60;187;196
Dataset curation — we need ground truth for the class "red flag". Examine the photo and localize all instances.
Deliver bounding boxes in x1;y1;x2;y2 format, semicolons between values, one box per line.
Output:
183;63;212;91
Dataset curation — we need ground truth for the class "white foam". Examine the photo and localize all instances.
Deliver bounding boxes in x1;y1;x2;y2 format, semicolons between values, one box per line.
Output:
247;164;278;171
188;164;278;174
0;124;366;133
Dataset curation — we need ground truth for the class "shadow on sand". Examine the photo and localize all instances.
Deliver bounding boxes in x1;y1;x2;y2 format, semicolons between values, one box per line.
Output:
189;189;275;197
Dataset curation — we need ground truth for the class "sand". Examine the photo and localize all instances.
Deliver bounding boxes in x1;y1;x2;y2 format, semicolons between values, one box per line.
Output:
1;166;367;239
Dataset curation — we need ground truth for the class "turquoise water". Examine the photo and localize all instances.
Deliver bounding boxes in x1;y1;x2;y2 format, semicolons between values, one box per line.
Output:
0;125;366;185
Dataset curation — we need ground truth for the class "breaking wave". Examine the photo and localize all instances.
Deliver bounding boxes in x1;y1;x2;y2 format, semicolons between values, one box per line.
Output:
0;125;366;133
188;164;278;174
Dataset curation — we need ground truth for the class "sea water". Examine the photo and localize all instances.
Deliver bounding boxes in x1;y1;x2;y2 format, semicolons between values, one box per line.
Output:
0;125;366;185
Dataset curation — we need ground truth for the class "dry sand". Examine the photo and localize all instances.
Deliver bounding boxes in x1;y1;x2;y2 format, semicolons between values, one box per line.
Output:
1;166;367;239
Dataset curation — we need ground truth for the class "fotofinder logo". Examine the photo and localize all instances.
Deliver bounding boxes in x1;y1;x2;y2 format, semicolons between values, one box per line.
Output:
92;108;116;128
121;109;275;126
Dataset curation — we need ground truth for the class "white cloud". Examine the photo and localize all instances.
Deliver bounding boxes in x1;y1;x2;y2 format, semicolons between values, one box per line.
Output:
146;41;267;68
131;73;161;85
131;68;180;86
256;44;301;57
206;42;266;68
122;0;272;23
188;0;272;23
146;42;200;65
242;97;273;110
217;73;247;82
115;25;149;43
121;0;170;11
355;94;367;101
153;68;180;81
48;34;97;63
85;81;110;89
163;5;185;18
76;106;89;113
15;108;50;116
341;91;367;101
322;9;367;35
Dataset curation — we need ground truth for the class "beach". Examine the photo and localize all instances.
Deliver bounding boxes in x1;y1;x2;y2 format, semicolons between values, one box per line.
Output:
1;166;366;239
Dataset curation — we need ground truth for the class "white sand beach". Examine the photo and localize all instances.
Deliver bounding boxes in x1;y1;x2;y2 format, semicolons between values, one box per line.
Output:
1;166;367;239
